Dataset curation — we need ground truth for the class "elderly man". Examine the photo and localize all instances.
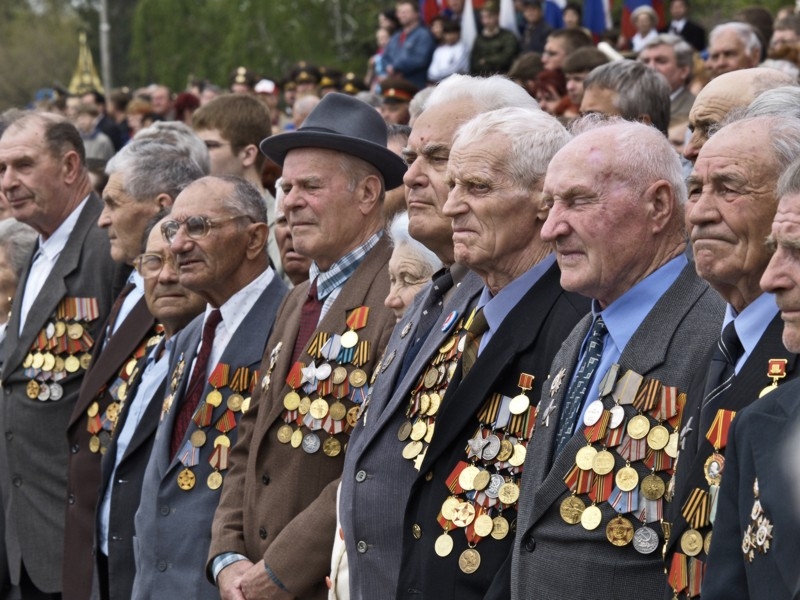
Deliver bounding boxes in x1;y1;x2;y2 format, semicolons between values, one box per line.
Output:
396;106;589;600
700;156;800;600
707;22;762;79
639;34;696;128
580;60;672;135
0;112;118;599
94;217;206;600
208;93;402;600
511;118;724;599
132;176;288;600
683;68;797;163
340;74;539;600
61;139;205;600
273;181;311;287
664;116;800;600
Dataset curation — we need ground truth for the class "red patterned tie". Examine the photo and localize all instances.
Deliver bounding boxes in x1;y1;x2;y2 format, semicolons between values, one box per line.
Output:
291;279;323;364
170;309;222;459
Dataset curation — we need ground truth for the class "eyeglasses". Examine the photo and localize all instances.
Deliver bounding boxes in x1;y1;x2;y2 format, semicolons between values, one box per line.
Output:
160;215;254;244
134;252;176;279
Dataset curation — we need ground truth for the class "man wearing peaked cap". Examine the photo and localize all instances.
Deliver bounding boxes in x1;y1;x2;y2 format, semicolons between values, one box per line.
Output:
208;92;402;600
380;77;419;125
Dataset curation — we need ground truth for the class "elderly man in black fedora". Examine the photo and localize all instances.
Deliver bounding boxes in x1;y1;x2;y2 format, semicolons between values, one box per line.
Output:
207;93;403;600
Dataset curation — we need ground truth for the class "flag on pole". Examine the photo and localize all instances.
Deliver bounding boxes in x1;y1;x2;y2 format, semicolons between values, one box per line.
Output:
583;0;612;36
543;0;566;29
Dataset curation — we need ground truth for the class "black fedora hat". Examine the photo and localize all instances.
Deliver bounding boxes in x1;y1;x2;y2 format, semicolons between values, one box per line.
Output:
259;93;407;189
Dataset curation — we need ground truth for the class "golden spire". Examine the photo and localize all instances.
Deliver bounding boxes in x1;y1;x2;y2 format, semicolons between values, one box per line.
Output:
68;33;104;95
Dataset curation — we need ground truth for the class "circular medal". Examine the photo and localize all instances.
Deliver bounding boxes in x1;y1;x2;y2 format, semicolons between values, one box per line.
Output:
80;353;93;370
632;525;660;554
486;474;505;499
67;322;84;340
276;425;293;444
508;443;527;467
340;330;358;349
451;502;476;528
580;504;603;531
457;335;467;353
759;382;778;398
191;429;208;447
89;435;101;453
498;482;520;505
615;465;639;492
48;383;63;401
349;368;368;388
680;529;703;557
474;514;494;537
329;401;347;421
627;414;651;440
26;380;40;400
441;496;460;521
207;471;223;490
402;440;423;459
347;406;360;427
283;391;301;411
560;495;586;525
575;445;598;471
423;367;439;389
117;382;128;402
65;355;80;373
55;321;67;337
491;515;510;540
435;533;454;557
704;531;713;556
54;356;65;373
472;469;491;491
640;474;665;501
458;548;481;574
609;405;625;429
323;436;342;457
332;366;348;385
125;358;137;376
664;431;679;458
227;394;244;412
704;452;725;486
459;465;480;491
583;399;604;427
45;322;55;339
606;515;634;547
42;353;55;372
206;390;223;408
37;384;51;401
310;398;329;420
496;439;514;462
397;420;413;441
22;354;33;369
419;394;431;416
214;434;231;448
298;396;311;415
31;352;44;370
87;401;100;418
410;420;428;442
439;337;455;354
106;402;120;421
290;429;304;448
302;432;321;454
646;424;670;450
592;450;616;476
482;435;501;460
509;394;530;415
428;393;442;416
177;468;195;491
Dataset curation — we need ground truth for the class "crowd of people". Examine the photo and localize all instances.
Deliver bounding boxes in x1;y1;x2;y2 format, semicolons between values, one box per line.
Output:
3;1;800;600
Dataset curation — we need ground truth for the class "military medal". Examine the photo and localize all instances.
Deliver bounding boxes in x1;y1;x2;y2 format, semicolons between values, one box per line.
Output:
680;529;703;557
583;400;604;427
632;525;659;554
575;445;597;471
509;373;534;415
606;514;634;547
435;532;454;557
207;471;223;490
627;414;651;440
277;424;293;444
323;436;342;457
341;306;369;349
401;322;413;339
458;548;481;574
441;310;459;333
491;515;510;540
177;468;196;491
759;358;788;397
646;424;670;450
704;453;724;486
591;450;615;476
550;368;566;398
641;474;665;501
302;432;321;454
580;504;602;530
743;478;773;562
615;464;639;492
560;494;586;525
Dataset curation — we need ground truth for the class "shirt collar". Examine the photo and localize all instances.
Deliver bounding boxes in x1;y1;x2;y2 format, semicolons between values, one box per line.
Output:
38;195;90;260
310;231;383;300
723;292;779;359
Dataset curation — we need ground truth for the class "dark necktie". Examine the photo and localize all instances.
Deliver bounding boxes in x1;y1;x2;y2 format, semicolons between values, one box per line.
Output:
397;269;454;382
460;307;489;378
171;309;222;459
291;279;323;364
105;281;137;343
698;321;743;446
554;316;608;455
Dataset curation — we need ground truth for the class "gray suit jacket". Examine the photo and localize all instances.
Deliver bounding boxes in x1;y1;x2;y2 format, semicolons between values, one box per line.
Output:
0;194;118;593
512;262;724;600
132;275;286;600
340;270;484;599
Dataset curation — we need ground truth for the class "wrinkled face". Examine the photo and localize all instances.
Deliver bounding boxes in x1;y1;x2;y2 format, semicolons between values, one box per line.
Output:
141;223;206;333
384;243;432;321
194;128;244;178
639;44;688;91
275;197;311;285
0;121;71;237
683;78;739;163
580;86;620;118
543;38;568;70
443;133;545;280
541;134;657;308
99;172;164;264
280;148;367;270
761;192;800;353
708;30;758;78
686;124;778;307
403;99;480;263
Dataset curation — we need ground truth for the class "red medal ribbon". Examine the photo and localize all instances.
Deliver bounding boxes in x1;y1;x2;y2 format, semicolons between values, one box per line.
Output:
605;423;625;448
286;362;304;389
768;358;788;379
249;370;259;394
346;306;370;331
705;409;736;450
653;386;678;421
589;471;613;503
688;557;705;597
518;373;534;390
445;461;469;495
192;402;214;428
668;553;689;593
208;363;229;389
584;411;610;443
214;409;236;433
87;414;102;434
634;378;661;412
318;378;334;398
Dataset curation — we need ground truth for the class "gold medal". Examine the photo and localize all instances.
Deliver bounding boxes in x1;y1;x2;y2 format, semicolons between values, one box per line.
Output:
80;353;93;370
349;368;368;388
458;548;481;574
397;420;413;441
423;367;438;389
54;321;67;337
332;366;348;385
509;394;530;415
704;531;713;556
641;473;665;500
177;468;196;490
277;424;293;444
329;401;347;421
125;358;138;376
117;382;128;402
664;431;679;458
402;440;423;459
207;471;223;490
451;502;476;528
580;504;602;530
496;439;514;462
87;401;100;418
310;398;329;419
410;420;427;442
206;390;223;407
214;434;231;447
491;515;510;540
54;356;65;373
560;495;586;525
680;528;703;557
347;406;360;427
227;393;244;412
31;352;44;370
575;445;598;471
627;414;651;440
89;435;101;453
606;515;634;547
498;482;520;505
472;470;491;491
419;393;431;415
323;436;342;457
340;330;358;349
435;533;454;557
291;429;304;448
41;353;56;372
647;424;670;450
615;465;639;492
241;396;251;414
441;496;460;521
65;355;80;373
508;443;526;467
592;449;616;475
459;465;480;491
26;380;40;399
298;396;311;415
22;354;33;369
106;402;121;421
428;393;442;416
474;514;494;537
67;322;84;340
191;430;207;447
704;453;725;486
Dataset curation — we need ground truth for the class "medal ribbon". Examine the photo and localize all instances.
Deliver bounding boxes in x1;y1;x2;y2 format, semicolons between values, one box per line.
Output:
465;504;486;544
214;409;236;433
346;306;370;331
705;409;736;450
609;486;638;514
477;393;502;426
605;423;625;448
192;402;214;427
177;441;199;467
653;386;678;421
688;557;705;597
613;370;644;406
668;392;687;430
584;411;610;443
633;378;661;412
445;461;469;495
229;367;249;393
644;449;673;472
636;489;662;523
208;444;230;471
286;361;304;389
307;332;329;359
588;471;613;503
208;363;230;389
87;414;102;434
681;488;710;529
768;358;788;380
668;553;689;593
352;341;370;367
518;373;534;391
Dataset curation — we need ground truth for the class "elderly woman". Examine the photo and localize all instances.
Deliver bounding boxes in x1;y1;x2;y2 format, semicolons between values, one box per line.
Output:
0;219;37;361
631;5;659;52
384;211;443;323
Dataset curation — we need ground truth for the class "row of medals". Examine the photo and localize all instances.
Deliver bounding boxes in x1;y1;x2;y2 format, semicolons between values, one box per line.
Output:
276;364;368;457
22;320;93;401
87;356;140;454
560;394;678;555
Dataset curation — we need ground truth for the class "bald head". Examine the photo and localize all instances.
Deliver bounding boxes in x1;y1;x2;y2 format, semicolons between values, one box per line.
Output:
684;68;797;162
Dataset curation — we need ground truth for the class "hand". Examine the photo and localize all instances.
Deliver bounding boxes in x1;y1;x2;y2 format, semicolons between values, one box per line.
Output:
240;560;294;600
218;560;253;600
